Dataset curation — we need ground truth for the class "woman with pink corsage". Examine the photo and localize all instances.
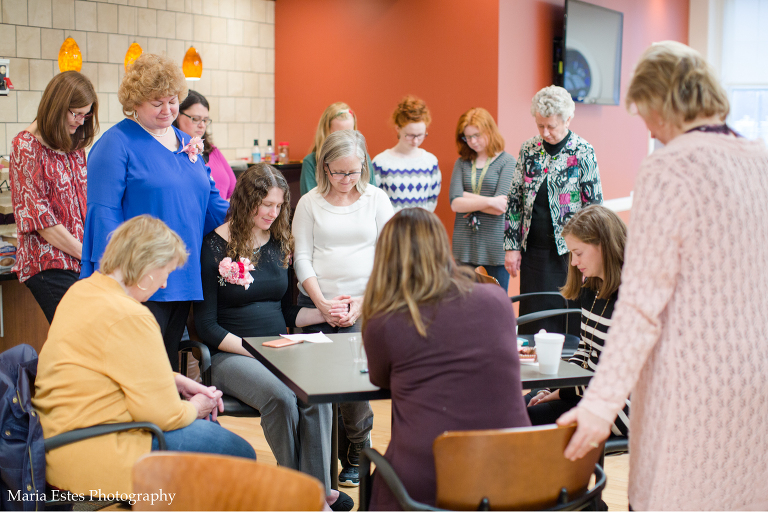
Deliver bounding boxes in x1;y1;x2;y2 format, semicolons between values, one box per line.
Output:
194;163;354;511
81;53;229;371
503;86;603;335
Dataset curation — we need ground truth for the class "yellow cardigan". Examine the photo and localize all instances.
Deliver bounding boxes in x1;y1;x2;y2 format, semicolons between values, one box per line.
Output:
33;272;197;494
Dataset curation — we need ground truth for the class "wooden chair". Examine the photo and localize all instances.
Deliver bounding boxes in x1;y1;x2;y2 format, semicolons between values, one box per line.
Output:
474;266;501;286
360;424;605;511
132;452;326;511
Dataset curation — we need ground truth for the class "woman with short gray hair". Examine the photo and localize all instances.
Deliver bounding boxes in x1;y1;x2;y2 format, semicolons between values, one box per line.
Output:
504;85;603;334
292;129;394;488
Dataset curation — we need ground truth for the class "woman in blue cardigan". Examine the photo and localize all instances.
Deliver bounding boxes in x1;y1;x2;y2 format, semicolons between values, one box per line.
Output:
81;54;229;370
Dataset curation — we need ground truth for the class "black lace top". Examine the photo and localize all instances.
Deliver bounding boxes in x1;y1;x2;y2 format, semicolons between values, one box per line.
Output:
193;231;301;355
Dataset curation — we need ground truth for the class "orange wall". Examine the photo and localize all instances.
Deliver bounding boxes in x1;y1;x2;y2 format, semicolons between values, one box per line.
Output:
275;0;689;293
274;0;499;228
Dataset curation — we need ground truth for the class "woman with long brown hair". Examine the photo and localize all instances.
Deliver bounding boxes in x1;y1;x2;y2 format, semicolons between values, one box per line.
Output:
10;71;98;322
194;163;353;511
362;208;530;510
526;205;629;437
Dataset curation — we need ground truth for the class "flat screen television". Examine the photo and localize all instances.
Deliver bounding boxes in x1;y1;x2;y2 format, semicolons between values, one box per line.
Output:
556;0;624;105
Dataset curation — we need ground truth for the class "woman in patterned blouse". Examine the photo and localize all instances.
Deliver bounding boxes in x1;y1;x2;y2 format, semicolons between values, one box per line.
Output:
9;71;98;322
526;205;629;437
504;85;603;335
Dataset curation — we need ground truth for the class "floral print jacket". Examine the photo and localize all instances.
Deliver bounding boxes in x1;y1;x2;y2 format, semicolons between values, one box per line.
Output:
504;132;602;255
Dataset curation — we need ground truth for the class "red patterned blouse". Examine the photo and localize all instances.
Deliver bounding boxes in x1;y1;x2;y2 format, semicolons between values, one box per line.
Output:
10;131;88;282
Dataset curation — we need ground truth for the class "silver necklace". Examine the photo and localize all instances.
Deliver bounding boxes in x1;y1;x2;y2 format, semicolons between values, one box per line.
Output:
133;112;169;138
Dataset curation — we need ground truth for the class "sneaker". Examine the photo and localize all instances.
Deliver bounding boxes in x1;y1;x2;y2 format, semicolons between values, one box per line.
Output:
346;438;369;467
338;465;359;487
329;490;354;511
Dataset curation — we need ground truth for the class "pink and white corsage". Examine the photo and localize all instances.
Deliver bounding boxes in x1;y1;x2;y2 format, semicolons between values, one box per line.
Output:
218;257;255;289
180;136;204;163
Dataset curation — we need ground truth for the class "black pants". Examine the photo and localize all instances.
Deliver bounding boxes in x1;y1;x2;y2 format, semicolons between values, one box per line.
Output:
519;245;580;335
144;300;191;372
524;390;581;426
24;269;80;324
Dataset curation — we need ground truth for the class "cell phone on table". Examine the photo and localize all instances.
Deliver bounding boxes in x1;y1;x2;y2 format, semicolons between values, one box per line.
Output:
262;338;304;348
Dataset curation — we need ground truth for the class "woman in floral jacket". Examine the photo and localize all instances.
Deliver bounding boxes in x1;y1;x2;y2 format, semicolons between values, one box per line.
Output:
504;86;602;334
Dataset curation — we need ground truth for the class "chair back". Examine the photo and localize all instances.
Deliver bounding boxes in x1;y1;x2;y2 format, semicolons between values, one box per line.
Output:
132;452;325;511
433;425;602;510
474;267;501;286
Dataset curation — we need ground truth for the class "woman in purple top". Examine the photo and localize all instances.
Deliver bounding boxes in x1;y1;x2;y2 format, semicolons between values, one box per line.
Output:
362;208;531;510
174;90;237;200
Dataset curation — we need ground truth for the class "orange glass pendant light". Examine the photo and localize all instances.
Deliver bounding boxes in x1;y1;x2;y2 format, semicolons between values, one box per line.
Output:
124;42;143;71
182;46;203;81
58;37;82;72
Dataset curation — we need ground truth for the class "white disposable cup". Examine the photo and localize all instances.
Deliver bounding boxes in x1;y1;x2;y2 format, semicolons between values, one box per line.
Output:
535;331;565;375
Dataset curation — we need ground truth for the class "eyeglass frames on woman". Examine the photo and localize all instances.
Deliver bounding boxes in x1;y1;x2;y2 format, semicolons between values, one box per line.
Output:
68;109;93;121
403;133;428;141
325;163;362;180
180;112;213;126
461;133;483;142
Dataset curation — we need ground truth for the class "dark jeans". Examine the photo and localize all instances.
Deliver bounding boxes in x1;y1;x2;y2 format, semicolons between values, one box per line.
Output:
151;419;256;459
144;301;191;372
298;293;374;464
483;264;510;292
24;269;80;323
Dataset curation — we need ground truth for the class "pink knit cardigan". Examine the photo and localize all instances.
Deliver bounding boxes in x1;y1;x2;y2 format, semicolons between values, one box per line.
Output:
578;132;768;510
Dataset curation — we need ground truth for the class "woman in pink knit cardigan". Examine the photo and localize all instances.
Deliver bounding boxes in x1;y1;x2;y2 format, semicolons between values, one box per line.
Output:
558;41;768;510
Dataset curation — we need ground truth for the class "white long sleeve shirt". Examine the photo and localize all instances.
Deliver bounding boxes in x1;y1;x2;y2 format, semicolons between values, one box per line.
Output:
292;185;394;299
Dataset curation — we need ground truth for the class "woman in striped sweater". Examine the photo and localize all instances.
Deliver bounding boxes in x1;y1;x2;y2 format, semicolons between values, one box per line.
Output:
526;205;629;436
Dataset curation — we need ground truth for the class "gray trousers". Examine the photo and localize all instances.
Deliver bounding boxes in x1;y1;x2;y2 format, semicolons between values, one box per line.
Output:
211;352;333;493
298;293;375;459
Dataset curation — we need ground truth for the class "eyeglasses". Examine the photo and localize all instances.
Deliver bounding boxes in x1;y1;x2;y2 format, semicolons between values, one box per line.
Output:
68;109;93;121
180;112;213;126
403;132;428;141
461;133;483;142
325;163;362;180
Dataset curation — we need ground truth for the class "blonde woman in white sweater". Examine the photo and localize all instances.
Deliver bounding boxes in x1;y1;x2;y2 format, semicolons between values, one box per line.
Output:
292;129;394;487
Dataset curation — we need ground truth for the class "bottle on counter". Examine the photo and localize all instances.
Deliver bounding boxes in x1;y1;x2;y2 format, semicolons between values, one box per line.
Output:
252;139;261;164
278;142;289;164
265;140;274;163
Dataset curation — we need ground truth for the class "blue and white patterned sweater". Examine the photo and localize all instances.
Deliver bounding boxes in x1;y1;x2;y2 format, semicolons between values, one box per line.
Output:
372;148;441;212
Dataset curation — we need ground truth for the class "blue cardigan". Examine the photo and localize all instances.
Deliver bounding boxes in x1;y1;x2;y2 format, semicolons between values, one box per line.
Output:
81;119;229;302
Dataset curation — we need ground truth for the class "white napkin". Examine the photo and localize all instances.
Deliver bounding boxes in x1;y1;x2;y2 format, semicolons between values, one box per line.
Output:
279;333;333;344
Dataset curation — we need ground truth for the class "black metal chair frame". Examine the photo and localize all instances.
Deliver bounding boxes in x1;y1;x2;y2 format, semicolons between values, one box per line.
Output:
43;422;166;510
179;339;261;418
359;447;607;511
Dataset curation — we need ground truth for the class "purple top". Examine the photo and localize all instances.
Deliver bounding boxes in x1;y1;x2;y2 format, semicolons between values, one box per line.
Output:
363;283;531;510
207;146;236;200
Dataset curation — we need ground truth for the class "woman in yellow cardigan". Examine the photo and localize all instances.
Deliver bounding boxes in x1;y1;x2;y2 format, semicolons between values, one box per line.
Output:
34;215;255;495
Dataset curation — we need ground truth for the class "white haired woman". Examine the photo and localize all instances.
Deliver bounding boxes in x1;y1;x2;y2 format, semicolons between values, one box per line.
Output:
558;42;768;510
504;85;603;334
293;129;394;487
34;216;255;497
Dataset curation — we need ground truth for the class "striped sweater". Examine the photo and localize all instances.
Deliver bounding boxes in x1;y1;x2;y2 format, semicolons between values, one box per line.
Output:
560;286;629;436
372;149;441;212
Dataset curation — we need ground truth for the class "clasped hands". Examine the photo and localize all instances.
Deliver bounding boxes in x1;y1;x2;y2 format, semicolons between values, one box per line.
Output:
175;374;224;421
319;295;360;328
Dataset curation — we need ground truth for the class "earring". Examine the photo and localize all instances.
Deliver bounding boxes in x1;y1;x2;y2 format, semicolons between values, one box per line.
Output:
136;275;154;291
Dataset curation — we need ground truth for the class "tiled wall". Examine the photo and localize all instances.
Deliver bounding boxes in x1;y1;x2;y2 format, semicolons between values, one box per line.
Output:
0;0;275;161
